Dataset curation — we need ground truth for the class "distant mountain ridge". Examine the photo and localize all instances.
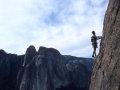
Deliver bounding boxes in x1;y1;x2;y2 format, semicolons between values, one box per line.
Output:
0;46;93;90
62;55;94;72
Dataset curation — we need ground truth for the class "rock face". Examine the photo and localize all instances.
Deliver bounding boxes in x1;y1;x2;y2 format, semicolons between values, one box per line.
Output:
23;45;37;67
17;46;91;90
19;47;70;90
89;0;120;90
0;46;93;90
0;50;24;90
72;63;90;90
16;45;37;89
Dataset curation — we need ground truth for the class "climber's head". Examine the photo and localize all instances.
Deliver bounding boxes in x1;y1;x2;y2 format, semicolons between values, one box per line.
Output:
92;31;95;35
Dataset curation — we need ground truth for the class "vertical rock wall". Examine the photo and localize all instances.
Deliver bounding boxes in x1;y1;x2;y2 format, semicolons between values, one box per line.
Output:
89;0;120;90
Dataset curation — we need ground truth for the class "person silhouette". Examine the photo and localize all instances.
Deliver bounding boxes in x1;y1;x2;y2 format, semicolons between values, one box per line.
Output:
91;31;102;57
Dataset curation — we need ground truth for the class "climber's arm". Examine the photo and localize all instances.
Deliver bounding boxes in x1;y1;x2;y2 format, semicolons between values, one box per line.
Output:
97;36;102;40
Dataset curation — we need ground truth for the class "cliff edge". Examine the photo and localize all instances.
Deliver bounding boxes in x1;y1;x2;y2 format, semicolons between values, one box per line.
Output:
89;0;120;90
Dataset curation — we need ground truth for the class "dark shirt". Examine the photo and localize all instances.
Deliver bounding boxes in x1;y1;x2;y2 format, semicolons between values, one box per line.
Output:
91;35;97;43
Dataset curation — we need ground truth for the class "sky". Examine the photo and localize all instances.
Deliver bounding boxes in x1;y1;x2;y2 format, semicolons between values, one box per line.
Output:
0;0;108;57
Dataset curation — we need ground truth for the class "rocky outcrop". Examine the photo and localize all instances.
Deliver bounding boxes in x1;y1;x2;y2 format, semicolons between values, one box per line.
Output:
0;50;24;90
19;47;70;90
89;0;120;90
18;46;91;90
0;46;93;90
22;45;37;67
16;45;37;89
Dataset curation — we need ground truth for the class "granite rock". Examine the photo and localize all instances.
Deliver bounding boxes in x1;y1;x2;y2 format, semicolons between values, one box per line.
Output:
89;0;120;90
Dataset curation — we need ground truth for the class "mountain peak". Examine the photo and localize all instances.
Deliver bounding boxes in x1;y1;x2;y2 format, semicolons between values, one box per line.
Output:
0;49;7;55
22;45;37;66
38;46;61;55
26;45;36;53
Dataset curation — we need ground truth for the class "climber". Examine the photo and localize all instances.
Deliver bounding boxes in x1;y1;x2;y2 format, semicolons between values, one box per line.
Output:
91;31;102;57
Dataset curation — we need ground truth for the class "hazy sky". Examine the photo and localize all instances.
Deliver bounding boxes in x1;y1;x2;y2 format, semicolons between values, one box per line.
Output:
0;0;108;57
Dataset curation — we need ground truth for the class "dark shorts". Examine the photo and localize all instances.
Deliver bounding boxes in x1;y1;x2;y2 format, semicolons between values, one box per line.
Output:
92;42;98;49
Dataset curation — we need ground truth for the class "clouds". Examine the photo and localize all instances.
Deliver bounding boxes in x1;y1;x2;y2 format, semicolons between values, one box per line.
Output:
0;0;108;57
